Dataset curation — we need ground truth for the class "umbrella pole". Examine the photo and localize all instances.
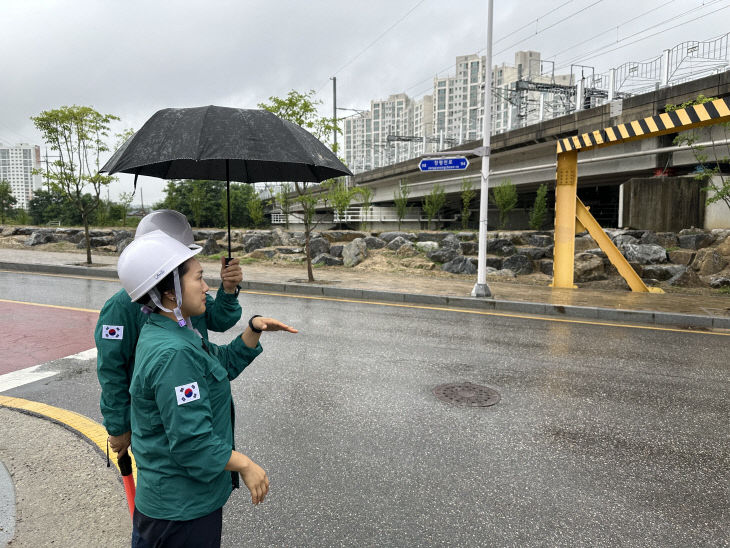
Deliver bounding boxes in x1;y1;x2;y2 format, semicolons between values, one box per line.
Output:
226;160;232;264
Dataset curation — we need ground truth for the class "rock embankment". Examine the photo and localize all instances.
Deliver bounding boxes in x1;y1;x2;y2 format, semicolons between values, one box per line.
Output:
2;225;729;290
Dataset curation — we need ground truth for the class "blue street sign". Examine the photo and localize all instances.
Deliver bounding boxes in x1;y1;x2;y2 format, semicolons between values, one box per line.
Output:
418;157;469;172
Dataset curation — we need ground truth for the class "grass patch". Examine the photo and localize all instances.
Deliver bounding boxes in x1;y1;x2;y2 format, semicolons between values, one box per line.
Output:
712;286;730;295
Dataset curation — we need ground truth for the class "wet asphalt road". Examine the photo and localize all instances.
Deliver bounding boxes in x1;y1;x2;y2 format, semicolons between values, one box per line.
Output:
1;271;729;547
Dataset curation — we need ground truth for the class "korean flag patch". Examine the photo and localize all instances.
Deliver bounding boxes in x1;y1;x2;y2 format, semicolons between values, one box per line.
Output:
175;382;200;405
102;325;124;340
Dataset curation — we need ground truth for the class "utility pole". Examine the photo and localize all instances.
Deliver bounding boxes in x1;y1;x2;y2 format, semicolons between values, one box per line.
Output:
331;77;337;154
472;0;494;298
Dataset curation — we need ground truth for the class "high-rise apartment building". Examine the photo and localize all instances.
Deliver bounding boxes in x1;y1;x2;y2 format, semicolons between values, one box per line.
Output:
0;143;43;209
342;50;572;174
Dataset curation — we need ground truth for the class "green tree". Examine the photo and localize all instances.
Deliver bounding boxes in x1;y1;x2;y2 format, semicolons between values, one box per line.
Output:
460;178;476;229
393;179;410;230
353;185;374;231
247;192;265;227
329;179;356;228
0;180;17;224
667;95;730;213
27;188;82;225
528;183;549;230
118;192;134;226
492;179;518;229
157;179;225;227
31;105;119;263
422;183;446;230
259;89;338;282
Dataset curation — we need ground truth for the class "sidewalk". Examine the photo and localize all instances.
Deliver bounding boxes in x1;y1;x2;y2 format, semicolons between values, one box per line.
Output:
1;247;729;329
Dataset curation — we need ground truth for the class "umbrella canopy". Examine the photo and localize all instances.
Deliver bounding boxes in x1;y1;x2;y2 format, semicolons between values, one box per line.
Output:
100;105;351;182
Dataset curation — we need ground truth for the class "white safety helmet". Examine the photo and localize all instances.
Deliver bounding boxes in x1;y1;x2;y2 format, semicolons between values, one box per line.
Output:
117;230;202;327
135;209;200;249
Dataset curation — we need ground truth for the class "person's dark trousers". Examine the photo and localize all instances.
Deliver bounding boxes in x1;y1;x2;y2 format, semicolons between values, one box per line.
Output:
132;507;223;548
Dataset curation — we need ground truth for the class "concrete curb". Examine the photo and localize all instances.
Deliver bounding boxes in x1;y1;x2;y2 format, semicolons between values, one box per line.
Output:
1;261;728;330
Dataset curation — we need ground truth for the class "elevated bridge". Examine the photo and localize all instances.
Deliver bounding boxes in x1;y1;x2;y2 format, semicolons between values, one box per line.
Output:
332;70;730;231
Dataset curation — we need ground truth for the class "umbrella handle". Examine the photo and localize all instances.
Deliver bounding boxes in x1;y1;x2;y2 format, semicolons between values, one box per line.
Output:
118;452;136;520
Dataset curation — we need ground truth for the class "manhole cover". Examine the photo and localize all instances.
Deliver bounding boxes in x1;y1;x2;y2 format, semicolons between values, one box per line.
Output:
433;382;500;407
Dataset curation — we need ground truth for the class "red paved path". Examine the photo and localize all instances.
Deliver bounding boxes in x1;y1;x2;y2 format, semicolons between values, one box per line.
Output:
0;301;97;374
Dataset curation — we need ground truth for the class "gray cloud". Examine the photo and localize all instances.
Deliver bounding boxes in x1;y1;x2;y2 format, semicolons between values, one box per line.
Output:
1;0;725;203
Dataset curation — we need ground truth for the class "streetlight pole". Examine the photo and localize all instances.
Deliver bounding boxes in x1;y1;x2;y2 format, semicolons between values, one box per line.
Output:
472;0;494;298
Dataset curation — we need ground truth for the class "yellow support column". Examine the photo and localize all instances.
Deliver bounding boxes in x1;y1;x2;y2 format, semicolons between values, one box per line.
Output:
553;150;578;288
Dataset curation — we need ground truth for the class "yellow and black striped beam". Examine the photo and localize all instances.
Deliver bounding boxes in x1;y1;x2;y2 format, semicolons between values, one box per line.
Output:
556;96;730;154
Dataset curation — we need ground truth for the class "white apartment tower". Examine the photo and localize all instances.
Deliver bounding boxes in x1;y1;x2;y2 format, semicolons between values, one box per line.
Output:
0;143;43;209
342;50;572;174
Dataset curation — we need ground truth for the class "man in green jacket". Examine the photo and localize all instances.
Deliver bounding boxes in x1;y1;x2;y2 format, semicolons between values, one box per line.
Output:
95;210;243;457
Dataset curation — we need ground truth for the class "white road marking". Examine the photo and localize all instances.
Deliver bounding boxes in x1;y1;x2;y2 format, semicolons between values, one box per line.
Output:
0;347;97;393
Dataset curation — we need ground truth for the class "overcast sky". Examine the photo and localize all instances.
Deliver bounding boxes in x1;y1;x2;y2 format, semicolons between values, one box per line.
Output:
1;0;727;204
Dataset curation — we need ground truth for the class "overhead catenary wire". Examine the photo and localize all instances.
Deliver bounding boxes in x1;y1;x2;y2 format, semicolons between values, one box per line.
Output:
554;0;730;71
316;0;428;94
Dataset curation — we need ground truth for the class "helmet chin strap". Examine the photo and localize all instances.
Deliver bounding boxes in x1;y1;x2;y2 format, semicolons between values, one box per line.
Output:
147;268;188;327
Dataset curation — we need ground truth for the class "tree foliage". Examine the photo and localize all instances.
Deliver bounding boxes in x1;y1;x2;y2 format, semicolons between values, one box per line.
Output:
353;185;374;231
667;95;730;212
31;105;119;263
491;179;518;229
328;179;356;228
528;184;549;230
259;89;339;282
0;180;17;224
156;179;260;228
460;178;476;229
393;179;410;230
422;183;446;230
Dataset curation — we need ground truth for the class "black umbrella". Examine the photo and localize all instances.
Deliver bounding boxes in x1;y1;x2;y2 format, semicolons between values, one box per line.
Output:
101;105;352;258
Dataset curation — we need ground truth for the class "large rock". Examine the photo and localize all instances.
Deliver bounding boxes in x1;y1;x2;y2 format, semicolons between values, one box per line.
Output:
248;248;277;259
270;227;291;246
502;254;533;275
440;233;462;250
308;237;330;257
487;256;503;269
342;238;367;267
691;249;727;275
538;259;553;275
667;267;705;288
396;242;418;257
78;236;115;248
242;232;273;252
378;231;416;243
517;246;546;260
709;275;730;288
312;253;344;266
442;255;477;275
658;232;680;248
528;233;553;247
427;246;460;264
201;237;221;255
715;235;730;257
487;238;516;256
574;235;598;252
612;234;639;248
667;250;695;265
386;236;411;251
25;230;56;246
275;246;304;255
363;236;387;249
456;232;477;241
574;252;606;282
678;233;714;250
640;264;686;281
459;241;477;255
416;241;440;253
321;230;368;243
620;243;667;265
415;231;453;243
329;244;343;258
